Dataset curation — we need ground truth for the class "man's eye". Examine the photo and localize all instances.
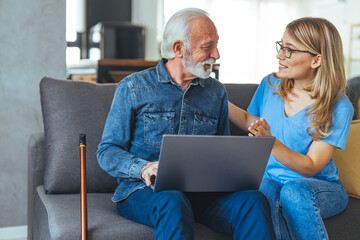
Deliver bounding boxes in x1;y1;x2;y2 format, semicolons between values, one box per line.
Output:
201;46;211;50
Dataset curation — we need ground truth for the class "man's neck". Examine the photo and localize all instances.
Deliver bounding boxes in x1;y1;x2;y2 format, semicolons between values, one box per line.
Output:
165;59;197;91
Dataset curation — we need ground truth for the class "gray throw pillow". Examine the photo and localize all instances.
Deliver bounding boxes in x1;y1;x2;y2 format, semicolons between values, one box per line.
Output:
40;77;117;193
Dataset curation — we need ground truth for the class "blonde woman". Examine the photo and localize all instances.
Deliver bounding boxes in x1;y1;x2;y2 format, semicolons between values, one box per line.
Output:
229;17;353;239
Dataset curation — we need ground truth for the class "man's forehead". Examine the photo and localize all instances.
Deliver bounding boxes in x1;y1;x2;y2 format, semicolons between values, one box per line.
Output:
189;17;218;42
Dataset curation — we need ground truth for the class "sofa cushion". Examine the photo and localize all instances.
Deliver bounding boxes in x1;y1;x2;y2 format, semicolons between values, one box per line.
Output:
40;77;117;193
36;186;232;240
324;197;360;239
334;120;360;199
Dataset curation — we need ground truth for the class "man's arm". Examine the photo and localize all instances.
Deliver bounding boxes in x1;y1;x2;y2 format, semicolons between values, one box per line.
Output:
97;81;148;180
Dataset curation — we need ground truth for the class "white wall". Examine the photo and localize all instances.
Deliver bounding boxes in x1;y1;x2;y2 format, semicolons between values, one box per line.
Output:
0;0;66;227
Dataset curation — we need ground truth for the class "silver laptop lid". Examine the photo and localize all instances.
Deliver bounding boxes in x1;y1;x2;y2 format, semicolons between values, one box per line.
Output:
154;135;275;192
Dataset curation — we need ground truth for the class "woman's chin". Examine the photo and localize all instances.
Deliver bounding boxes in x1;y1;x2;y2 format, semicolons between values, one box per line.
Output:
276;71;287;79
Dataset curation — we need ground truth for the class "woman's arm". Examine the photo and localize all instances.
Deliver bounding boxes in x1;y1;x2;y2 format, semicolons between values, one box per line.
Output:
228;101;259;132
271;137;336;177
249;118;336;177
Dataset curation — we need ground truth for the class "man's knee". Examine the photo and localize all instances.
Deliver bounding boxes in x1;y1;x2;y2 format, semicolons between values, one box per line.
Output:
231;190;271;212
154;190;192;213
229;191;274;238
246;190;270;205
152;190;195;231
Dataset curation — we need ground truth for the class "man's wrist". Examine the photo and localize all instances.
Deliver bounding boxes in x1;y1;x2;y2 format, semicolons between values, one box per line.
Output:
129;158;149;179
141;162;151;179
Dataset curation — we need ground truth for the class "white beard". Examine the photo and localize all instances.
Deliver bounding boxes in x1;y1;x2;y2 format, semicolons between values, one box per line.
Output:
183;51;215;79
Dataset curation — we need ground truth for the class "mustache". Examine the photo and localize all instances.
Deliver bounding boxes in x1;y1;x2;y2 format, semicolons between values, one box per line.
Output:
202;58;216;65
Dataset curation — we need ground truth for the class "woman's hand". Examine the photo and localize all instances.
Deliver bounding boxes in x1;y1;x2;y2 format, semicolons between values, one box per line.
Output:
248;118;271;137
248;118;337;178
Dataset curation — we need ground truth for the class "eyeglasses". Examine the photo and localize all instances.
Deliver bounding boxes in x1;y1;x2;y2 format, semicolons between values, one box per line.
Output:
276;41;315;58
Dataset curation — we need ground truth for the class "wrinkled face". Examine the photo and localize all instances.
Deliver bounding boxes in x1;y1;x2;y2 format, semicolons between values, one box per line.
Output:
182;18;220;78
277;29;316;83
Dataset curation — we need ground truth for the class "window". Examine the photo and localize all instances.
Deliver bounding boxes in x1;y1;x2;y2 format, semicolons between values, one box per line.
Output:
66;0;85;65
164;0;300;83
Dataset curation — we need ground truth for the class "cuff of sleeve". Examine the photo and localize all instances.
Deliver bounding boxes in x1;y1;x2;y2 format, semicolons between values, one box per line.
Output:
129;158;149;179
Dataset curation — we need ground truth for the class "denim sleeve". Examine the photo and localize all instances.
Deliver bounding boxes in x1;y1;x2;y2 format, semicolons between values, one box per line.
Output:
97;80;148;179
218;90;230;136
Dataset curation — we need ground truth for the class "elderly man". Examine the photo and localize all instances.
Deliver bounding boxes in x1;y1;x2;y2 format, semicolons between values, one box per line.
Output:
97;8;274;240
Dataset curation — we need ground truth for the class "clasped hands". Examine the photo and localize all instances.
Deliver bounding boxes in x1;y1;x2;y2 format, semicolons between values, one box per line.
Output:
248;118;272;137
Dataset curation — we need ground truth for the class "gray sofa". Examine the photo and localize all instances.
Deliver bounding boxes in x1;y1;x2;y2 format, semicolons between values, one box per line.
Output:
28;77;360;239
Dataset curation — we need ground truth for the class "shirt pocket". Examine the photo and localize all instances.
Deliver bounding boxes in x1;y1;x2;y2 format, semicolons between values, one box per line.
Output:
143;111;175;147
193;112;218;135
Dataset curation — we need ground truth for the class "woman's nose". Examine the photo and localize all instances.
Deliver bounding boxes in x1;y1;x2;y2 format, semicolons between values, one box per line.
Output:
276;50;285;60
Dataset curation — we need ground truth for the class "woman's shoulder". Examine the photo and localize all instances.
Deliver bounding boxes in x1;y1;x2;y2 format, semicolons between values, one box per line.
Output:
334;94;354;115
336;94;354;109
259;73;280;87
257;73;280;94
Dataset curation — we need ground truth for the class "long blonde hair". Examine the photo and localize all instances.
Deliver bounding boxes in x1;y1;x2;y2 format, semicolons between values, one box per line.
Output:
275;17;346;140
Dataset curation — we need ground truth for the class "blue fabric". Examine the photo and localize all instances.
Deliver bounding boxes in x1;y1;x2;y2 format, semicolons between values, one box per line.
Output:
97;59;230;202
260;177;348;240
247;74;354;184
117;188;275;240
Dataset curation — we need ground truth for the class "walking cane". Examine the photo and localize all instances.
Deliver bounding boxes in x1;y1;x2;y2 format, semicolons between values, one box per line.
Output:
79;134;88;240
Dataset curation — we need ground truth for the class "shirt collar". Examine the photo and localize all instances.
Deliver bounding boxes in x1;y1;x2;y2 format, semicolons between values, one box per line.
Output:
157;58;205;88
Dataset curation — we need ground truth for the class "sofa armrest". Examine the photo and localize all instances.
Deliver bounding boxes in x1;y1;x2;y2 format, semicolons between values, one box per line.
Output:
27;132;45;240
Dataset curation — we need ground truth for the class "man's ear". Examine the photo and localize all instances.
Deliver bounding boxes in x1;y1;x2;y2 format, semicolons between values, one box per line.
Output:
173;41;184;58
311;54;321;69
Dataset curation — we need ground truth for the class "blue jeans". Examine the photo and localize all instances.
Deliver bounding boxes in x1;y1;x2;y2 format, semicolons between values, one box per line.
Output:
116;188;275;240
259;177;348;240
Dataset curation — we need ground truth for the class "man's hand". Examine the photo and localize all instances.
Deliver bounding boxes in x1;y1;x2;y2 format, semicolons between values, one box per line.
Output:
141;161;159;187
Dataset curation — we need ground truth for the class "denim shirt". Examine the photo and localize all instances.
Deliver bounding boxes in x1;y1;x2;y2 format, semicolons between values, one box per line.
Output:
97;59;230;202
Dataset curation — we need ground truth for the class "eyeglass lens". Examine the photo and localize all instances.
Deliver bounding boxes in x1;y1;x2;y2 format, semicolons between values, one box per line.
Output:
276;42;291;58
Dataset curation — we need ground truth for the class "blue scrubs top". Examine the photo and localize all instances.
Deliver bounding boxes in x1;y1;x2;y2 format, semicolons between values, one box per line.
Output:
247;74;354;184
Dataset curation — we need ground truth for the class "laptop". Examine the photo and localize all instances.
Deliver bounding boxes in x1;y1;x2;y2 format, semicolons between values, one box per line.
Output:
153;134;275;192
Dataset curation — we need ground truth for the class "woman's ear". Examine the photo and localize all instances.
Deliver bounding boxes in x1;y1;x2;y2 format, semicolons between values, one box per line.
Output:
173;41;184;58
311;54;321;69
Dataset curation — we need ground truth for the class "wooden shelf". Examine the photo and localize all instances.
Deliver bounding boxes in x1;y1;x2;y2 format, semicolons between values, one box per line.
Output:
68;59;221;84
97;59;159;83
98;59;158;67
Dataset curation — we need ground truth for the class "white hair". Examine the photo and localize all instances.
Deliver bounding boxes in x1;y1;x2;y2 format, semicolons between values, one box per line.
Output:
161;8;210;59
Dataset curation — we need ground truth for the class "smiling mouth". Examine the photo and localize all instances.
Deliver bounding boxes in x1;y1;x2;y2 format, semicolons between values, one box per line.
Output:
204;64;212;69
279;63;288;69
